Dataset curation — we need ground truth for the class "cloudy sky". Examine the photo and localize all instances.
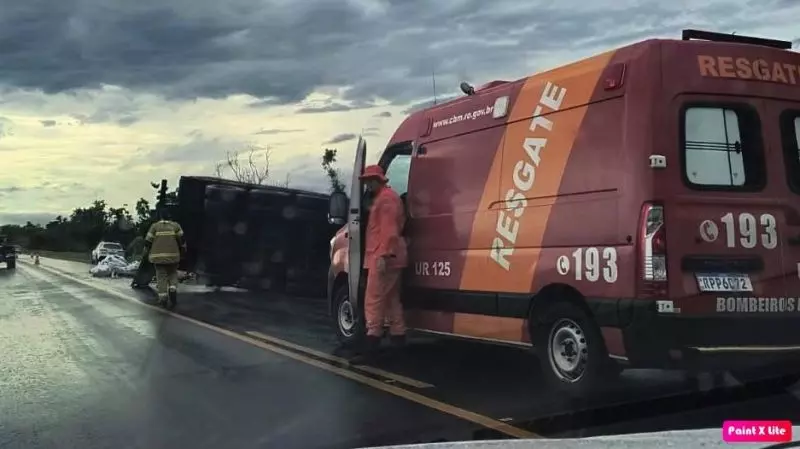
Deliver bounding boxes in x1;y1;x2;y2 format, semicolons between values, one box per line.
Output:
0;0;797;225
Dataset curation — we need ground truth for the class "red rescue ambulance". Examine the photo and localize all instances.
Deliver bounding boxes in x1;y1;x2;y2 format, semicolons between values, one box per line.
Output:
327;29;800;397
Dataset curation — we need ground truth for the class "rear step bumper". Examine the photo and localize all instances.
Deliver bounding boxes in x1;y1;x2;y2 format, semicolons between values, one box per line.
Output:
609;298;800;370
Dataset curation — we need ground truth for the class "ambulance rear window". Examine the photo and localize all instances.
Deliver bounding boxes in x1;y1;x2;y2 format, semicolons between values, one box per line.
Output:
780;111;800;194
682;105;765;191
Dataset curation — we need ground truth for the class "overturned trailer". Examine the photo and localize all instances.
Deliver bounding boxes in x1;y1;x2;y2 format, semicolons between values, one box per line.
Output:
176;176;338;297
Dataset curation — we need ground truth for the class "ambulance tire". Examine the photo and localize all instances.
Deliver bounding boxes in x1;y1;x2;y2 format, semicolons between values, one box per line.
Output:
333;283;365;347
534;301;619;399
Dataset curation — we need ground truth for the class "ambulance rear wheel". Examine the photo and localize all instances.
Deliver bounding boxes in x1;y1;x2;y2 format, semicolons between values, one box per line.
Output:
534;301;618;398
333;283;364;347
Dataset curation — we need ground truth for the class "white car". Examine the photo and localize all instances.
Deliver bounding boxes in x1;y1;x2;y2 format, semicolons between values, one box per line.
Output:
91;241;125;264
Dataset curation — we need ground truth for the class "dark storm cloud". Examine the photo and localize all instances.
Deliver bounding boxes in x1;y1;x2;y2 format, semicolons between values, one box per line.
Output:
296;102;355;114
71;105;141;126
374;111;392;118
0;1;792;107
325;133;357;145
117;115;139;126
0;1;361;102
40;119;57;127
247;98;282;108
295;99;375;114
253;128;303;135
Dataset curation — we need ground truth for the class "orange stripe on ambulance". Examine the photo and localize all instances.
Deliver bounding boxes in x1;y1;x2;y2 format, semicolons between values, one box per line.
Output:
490;82;567;270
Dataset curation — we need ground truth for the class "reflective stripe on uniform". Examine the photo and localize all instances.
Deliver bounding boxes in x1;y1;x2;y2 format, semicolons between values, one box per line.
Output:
150;252;180;258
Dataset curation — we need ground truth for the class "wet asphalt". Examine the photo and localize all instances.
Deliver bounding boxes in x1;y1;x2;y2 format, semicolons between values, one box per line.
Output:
3;257;800;449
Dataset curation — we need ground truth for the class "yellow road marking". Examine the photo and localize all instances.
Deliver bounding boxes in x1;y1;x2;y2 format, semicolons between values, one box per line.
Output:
245;330;434;389
22;261;539;439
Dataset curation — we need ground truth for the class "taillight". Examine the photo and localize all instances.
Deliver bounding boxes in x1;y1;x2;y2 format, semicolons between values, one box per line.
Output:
639;203;668;297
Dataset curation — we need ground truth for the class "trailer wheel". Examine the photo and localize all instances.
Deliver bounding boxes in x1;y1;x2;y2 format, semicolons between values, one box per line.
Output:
534;301;618;398
333;283;364;347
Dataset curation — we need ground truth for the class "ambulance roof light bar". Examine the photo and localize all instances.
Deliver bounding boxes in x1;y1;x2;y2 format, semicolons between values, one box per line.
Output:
681;29;792;50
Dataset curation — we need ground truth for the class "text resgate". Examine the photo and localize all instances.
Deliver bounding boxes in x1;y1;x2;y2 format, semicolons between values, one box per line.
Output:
697;55;800;86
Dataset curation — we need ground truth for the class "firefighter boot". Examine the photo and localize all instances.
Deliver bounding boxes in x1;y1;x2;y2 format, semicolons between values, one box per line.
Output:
167;286;178;310
350;336;381;364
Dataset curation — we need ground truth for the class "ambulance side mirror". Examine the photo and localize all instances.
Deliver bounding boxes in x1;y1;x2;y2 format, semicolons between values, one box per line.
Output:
328;191;348;225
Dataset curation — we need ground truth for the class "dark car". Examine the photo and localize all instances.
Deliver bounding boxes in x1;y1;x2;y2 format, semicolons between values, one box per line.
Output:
0;236;16;270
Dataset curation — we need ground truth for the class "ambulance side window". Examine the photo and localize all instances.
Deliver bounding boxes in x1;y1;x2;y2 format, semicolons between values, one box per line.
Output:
682;105;764;191
385;154;411;196
780;111;800;194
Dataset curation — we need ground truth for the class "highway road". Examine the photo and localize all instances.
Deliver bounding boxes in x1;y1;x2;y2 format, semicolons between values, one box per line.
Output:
3;256;800;449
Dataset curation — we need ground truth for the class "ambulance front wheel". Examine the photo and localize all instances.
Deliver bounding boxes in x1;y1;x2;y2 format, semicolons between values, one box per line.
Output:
534;301;620;398
333;283;364;347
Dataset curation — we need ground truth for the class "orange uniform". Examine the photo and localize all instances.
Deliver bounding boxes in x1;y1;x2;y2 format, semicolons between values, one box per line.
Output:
361;166;407;338
363;185;408;270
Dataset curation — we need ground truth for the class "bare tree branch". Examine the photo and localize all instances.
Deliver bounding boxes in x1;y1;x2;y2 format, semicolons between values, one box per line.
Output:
214;144;284;186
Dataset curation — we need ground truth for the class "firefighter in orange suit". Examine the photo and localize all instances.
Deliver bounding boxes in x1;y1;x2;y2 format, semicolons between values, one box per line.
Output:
144;207;186;308
356;164;408;360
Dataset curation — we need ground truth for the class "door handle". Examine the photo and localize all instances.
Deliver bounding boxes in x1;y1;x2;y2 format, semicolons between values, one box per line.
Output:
789;235;800;246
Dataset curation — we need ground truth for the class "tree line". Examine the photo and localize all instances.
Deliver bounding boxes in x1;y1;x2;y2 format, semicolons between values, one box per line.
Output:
1;146;346;256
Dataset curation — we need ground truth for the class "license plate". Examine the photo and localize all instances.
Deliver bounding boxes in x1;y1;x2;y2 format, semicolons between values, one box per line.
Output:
695;274;753;292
